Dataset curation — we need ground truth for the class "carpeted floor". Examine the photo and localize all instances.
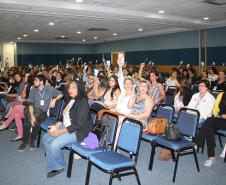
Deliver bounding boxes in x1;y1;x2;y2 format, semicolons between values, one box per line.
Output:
0;129;226;185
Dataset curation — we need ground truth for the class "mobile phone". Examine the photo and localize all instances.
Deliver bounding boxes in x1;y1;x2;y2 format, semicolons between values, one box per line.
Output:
94;69;99;77
106;60;111;66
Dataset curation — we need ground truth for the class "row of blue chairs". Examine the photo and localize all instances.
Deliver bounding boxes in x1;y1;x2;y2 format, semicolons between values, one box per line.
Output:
38;99;225;183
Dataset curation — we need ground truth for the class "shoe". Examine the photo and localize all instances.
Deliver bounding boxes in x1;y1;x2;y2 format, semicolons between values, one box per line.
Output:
0;123;8;131
10;137;22;142
17;143;27;152
47;168;64;178
204;159;215;167
9;126;16;131
28;141;35;151
220;153;225;158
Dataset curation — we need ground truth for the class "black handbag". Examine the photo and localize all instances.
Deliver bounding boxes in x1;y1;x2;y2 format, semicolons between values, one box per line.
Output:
92;120;110;150
164;123;182;141
24;106;47;123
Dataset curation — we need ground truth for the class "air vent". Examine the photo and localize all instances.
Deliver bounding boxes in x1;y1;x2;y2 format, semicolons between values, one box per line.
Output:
201;0;226;6
87;28;108;31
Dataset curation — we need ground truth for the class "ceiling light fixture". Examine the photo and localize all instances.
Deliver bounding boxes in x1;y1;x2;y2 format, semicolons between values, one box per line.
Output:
34;29;39;32
23;34;28;37
60;35;66;38
113;33;118;36
138;28;143;32
203;17;209;20
49;22;55;26
77;31;82;34
10;41;14;44
17;37;21;40
158;10;165;14
75;0;83;3
94;36;98;39
82;39;86;42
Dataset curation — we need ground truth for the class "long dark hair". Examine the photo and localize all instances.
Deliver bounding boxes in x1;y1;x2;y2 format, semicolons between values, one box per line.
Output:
108;75;120;100
68;80;87;100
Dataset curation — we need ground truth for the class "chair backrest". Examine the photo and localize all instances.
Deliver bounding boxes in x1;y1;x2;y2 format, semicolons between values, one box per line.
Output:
165;86;177;105
176;108;200;138
101;112;119;149
117;118;143;162
156;104;175;123
49;99;64;118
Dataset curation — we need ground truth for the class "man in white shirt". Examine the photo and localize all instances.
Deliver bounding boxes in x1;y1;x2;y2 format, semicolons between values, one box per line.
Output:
188;79;215;126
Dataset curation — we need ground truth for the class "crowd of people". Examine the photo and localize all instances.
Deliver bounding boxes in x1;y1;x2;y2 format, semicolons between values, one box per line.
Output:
0;59;225;177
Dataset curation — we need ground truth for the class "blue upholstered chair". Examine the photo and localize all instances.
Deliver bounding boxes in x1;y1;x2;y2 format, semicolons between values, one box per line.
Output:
149;108;200;183
66;111;119;178
85;118;143;185
165;86;177;105
142;104;175;170
37;99;64;147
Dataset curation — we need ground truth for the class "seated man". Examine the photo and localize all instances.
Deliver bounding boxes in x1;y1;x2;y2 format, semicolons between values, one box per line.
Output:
17;74;63;152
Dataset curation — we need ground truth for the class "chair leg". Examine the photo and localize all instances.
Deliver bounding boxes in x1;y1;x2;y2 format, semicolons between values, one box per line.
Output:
218;135;223;148
109;173;113;185
67;150;74;178
85;161;92;185
171;150;175;162
148;144;156;170
134;167;141;185
37;129;42;148
193;149;200;172
172;152;180;183
201;145;205;154
116;172;121;181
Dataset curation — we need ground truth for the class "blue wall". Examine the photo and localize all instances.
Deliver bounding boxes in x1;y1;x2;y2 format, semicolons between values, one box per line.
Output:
16;26;226;66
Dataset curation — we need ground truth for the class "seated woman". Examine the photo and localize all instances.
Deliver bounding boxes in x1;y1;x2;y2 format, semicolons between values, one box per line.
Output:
43;80;93;178
174;77;192;113
212;69;226;91
165;68;180;91
187;79;215;126
87;76;108;105
90;75;120;113
0;74;33;141
196;91;226;167
127;80;155;127
138;63;165;105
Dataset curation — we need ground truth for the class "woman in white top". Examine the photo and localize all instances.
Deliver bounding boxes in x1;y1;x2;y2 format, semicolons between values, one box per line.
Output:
165;68;180;90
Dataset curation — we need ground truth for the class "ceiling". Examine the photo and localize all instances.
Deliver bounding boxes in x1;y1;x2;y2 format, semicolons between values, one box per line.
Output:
0;0;226;44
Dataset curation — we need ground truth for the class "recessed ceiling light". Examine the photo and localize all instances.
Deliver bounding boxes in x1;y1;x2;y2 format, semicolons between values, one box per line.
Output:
82;39;86;42
17;37;21;40
77;31;82;34
34;29;39;32
60;35;66;38
10;41;14;44
113;33;118;36
158;10;165;14
49;22;55;26
23;34;28;37
203;17;209;20
75;0;83;3
94;36;98;40
138;28;143;32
